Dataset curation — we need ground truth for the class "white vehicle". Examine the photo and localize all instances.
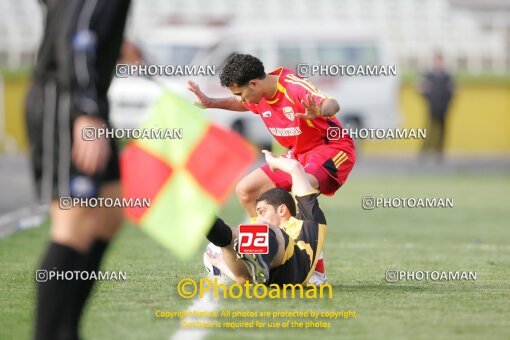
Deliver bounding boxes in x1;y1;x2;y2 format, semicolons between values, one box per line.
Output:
108;26;222;129
109;23;400;147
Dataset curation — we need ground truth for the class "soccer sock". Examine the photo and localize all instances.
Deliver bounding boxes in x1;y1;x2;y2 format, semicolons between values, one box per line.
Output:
260;229;278;267
57;239;109;340
206;218;232;247
35;242;82;340
315;252;325;274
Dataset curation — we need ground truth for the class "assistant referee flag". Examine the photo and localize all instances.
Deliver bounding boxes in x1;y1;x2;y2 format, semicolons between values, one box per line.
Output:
120;91;256;259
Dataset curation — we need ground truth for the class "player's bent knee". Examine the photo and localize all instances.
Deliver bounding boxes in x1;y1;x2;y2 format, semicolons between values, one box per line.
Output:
236;169;275;203
235;178;255;203
51;229;95;252
50;205;97;252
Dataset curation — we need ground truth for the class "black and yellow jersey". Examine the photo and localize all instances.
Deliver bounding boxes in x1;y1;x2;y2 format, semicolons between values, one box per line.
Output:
267;193;327;285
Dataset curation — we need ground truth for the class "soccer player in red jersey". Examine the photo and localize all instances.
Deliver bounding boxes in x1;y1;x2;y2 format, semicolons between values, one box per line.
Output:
188;54;356;284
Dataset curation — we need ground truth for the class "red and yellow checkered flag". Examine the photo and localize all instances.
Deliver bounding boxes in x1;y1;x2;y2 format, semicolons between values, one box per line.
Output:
120;91;256;259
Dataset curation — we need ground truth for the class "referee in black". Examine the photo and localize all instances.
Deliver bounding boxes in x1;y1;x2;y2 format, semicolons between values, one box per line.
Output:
25;1;131;339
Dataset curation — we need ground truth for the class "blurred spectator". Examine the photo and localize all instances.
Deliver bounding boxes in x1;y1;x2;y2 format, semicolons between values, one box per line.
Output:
419;52;455;161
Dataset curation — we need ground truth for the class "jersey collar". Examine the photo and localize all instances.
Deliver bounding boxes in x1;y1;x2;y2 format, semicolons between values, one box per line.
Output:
266;67;284;104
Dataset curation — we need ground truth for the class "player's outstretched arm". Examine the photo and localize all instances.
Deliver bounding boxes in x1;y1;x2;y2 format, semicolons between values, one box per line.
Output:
263;150;326;224
187;80;247;111
262;150;314;196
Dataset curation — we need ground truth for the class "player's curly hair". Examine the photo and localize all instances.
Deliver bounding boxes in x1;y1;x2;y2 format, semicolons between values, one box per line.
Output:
219;53;266;87
256;188;297;217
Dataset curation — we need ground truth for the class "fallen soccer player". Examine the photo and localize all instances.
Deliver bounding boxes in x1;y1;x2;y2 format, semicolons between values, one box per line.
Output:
204;150;327;285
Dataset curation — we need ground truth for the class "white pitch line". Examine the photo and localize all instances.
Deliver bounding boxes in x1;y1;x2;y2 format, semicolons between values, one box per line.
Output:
170;216;251;339
0;204;48;238
170;290;218;340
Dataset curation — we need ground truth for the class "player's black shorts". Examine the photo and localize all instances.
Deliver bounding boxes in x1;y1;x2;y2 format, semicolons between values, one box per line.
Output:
25;79;120;201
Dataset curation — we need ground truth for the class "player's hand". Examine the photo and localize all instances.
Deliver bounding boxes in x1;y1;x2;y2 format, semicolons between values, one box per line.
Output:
296;93;323;119
262;150;300;174
187;80;213;108
72;115;110;175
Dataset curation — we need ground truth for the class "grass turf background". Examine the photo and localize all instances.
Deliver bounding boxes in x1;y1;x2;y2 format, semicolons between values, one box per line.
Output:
1;173;509;339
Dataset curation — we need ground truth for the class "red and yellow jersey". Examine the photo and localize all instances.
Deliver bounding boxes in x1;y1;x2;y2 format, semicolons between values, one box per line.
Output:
242;67;353;155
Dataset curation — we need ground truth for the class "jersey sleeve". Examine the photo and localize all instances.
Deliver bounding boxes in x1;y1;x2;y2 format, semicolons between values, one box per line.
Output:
241;101;259;114
283;74;329;113
56;0;101;117
295;193;326;224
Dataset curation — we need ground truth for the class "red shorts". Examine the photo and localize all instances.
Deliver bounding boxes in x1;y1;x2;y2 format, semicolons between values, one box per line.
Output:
261;143;356;196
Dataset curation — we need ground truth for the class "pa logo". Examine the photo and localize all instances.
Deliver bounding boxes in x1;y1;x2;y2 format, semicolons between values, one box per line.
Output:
238;224;269;254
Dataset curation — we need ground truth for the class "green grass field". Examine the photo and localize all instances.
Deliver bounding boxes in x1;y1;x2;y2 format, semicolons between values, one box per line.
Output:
1;173;509;340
